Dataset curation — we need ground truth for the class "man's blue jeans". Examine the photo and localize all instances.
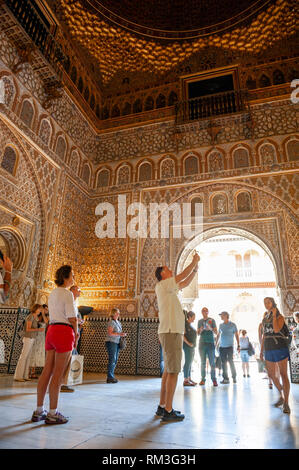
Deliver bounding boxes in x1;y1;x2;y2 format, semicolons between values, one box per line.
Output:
105;341;120;379
219;346;236;380
199;343;216;381
183;342;195;378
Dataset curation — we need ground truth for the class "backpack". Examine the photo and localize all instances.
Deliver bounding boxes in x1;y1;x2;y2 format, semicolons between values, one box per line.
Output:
280;322;292;347
17;314;31;339
263;312;292;348
17;318;26;338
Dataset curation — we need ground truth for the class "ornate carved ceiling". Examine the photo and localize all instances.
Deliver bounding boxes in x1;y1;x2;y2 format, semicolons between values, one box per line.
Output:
85;0;271;39
49;0;297;90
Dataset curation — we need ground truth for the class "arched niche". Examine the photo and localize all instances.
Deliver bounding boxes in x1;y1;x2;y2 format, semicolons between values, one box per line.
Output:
233;147;250;168
208;150;224;172
82;163;91;185
259;143;277;165
38;119;52;147
286;139;299;162
168;91;178;106
160;158;175;179
138;161;152;182
144;96;154;111
97;168;110;188
211;193;228;215
55;135;67;160
20;99;34;128
156;94;166;108
1;145;18;176
236;191;252;213
69;150;80;174
184;154;199;175
190;196;203;217
122;102;131;116
0;227;27;271
117;164;131;185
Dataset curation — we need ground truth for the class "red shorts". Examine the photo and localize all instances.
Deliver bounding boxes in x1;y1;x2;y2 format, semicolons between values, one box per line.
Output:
45;324;75;353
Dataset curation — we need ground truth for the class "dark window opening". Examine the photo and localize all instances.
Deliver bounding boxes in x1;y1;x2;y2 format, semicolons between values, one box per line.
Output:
70;66;77;83
102;106;109;119
122;102;131;115
78;77;83;93
133;99;142;114
90;94;95;110
188;74;234;99
84;87;90;102
156;94;166;108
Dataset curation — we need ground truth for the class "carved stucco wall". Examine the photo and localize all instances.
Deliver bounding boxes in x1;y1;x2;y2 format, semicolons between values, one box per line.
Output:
0;117;45;307
0;29;298;318
138;180;299;318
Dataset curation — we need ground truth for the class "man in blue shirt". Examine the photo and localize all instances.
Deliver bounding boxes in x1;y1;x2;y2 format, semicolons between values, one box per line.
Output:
216;312;240;384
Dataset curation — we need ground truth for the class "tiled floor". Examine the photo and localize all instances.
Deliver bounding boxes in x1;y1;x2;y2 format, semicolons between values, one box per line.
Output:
0;364;298;449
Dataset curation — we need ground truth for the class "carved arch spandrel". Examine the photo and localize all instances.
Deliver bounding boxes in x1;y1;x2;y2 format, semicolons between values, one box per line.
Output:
138;181;299;298
0;117;50;287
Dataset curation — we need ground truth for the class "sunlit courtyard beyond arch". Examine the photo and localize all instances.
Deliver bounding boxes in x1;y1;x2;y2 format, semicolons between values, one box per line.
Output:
181;234;279;345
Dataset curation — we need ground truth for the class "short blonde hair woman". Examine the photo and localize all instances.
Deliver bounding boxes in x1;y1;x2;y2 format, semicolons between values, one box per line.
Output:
105;308;127;383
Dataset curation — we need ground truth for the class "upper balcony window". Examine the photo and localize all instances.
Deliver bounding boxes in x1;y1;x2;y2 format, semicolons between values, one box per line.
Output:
188;74;234;100
176;66;246;124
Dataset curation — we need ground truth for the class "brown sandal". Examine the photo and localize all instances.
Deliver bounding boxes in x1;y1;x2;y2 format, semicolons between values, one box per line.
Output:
183;381;194;387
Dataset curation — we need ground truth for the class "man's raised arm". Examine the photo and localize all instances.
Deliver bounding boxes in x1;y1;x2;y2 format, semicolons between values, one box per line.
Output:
175;253;200;287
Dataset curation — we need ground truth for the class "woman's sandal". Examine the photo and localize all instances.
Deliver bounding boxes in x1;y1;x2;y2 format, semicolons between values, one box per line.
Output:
282;402;291;414
273;396;284;407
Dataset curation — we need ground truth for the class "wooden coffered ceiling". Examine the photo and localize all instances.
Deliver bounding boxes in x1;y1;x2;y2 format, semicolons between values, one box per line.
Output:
48;0;297;91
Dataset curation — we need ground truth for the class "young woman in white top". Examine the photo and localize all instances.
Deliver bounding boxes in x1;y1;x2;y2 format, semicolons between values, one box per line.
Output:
32;265;78;424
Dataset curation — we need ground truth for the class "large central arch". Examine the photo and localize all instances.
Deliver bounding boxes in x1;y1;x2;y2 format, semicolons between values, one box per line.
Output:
176;225;282;307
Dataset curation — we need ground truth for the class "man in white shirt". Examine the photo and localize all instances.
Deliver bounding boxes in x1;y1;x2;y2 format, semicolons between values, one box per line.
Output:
0;254;13;304
155;252;200;421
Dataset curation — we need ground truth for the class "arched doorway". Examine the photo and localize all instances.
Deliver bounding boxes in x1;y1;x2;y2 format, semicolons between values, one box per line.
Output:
176;227;281;345
0;227;26;271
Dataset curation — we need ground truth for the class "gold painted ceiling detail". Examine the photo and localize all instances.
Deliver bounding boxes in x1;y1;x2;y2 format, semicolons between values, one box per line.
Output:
51;0;296;86
85;0;272;39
